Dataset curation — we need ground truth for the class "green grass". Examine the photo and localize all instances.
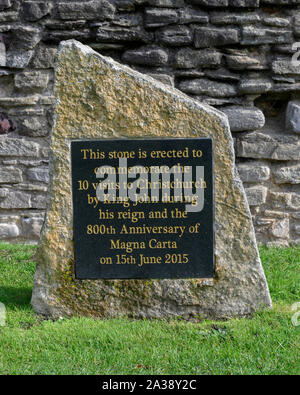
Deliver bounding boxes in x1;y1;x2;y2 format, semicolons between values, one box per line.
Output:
0;242;299;375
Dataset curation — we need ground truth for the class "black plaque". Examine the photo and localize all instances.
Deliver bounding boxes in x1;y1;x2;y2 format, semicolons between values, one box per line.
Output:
71;138;214;279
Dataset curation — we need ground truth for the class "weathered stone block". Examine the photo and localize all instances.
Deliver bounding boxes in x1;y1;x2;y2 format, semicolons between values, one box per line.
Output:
272;60;300;75
0;191;31;209
22;217;43;239
22;1;53;22
156;26;192;46
147;0;185;6
226;53;266;70
122;47;168;66
245;186;268;206
18;116;50;138
144;8;178;28
189;0;228;6
0;167;22;183
115;0;135;11
290;193;300;210
147;73;174;86
263;0;300;4
0;0;11;11
27;167;49;183
95;26;152;43
31;194;47;209
269;191;292;210
58;0;115;21
294;15;300;37
210;12;260;25
0;96;39;108
6;51;34;69
11;26;42;50
273;164;300;184
174;48;222;69
112;13;142;27
286;101;300;134
178;7;208;24
0;10;18;22
237;163;270;182
269;218;289;239
178;78;237;97
242;26;292;45
0;113;15;134
14;71;49;91
0;223;20;238
229;0;259;6
43;30;91;43
31;40;271;319
195;27;239;48
220;106;265;132
205;68;240;82
263;17;290;27
0;188;8;198
31;44;57;69
239;79;272;94
237;133;300;160
0;138;39;157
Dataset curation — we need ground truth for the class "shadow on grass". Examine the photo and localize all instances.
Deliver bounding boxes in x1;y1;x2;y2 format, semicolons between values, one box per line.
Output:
0;286;32;308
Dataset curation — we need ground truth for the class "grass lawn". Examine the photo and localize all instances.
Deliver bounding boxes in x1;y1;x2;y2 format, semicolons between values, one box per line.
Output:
0;242;299;375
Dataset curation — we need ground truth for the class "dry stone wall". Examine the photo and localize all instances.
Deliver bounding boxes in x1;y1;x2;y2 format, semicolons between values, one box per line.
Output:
0;0;299;246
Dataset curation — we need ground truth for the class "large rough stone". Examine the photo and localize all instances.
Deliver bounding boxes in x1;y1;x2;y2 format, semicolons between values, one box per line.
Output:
31;40;271;320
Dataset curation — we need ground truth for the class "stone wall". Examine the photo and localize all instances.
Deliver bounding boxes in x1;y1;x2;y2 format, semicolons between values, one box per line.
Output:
0;0;299;246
